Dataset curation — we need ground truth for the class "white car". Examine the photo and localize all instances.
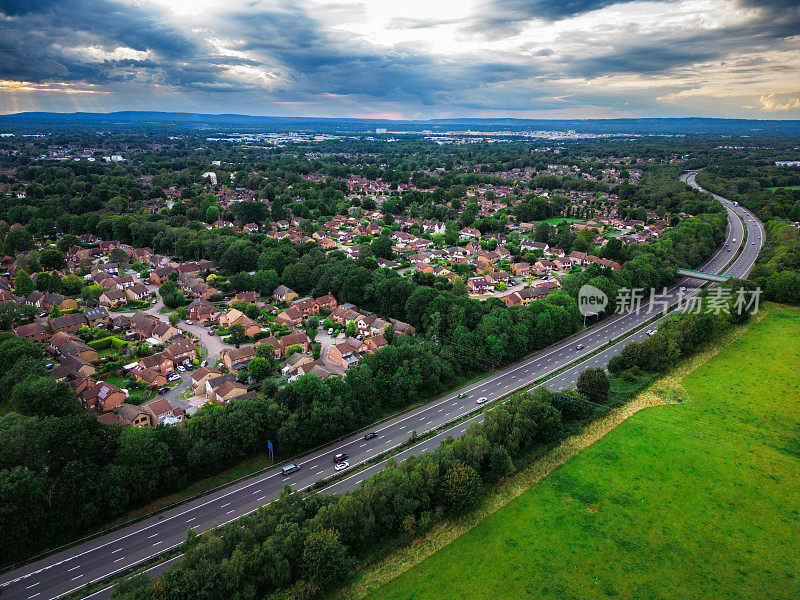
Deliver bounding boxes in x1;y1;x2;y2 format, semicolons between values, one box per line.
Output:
185;320;193;325
167;373;181;382
328;328;334;335
477;397;488;404
334;461;350;471
177;365;186;372
646;329;657;336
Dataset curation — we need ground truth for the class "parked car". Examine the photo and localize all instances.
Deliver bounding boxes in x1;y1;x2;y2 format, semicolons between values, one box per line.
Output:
184;319;193;325
363;432;377;440
45;363;55;369
151;299;157;305
201;360;208;367
334;461;349;471
281;464;300;476
207;329;215;336
177;365;186;372
167;373;181;382
158;386;169;394
333;452;348;462
328;328;334;335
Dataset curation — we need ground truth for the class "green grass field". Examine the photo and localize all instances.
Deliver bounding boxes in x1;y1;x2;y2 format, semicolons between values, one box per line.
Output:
536;217;582;226
369;305;800;600
768;185;800;192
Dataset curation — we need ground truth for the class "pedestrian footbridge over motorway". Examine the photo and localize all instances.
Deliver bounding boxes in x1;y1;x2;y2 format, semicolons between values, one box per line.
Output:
677;268;731;283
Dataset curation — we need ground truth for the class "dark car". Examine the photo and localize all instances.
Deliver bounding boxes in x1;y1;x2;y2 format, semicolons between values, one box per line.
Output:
333;452;348;462
158;386;170;395
364;432;378;440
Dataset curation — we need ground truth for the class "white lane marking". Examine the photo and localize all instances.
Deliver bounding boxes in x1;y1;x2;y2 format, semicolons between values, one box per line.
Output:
147;533;158;539
114;557;125;563
27;582;39;588
68;565;81;571
186;517;195;522
220;502;230;508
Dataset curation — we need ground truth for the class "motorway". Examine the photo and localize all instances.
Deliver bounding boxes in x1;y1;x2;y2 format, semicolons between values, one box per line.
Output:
0;171;764;600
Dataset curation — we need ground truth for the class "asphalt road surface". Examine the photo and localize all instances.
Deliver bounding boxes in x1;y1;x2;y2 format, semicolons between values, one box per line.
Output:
0;171;764;600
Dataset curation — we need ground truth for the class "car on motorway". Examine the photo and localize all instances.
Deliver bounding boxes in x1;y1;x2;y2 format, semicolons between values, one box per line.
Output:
364;432;377;440
333;452;348;462
477;396;488;404
646;329;657;336
458;392;468;398
281;463;300;476
335;461;349;471
576;344;585;350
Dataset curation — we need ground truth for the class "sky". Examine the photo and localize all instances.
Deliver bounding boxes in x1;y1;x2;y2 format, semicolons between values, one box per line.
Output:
0;0;798;119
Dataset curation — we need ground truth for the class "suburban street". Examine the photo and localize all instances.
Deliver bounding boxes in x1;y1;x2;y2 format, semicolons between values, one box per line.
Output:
0;171;765;600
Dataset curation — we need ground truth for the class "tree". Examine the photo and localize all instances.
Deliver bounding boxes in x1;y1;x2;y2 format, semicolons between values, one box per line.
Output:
205;205;220;224
39;248;65;270
249;356;274;381
576;367;610;403
302;526;353;590
169;313;180;326
440;462;482;515
244;304;260;320
371;235;393;259
109;248;129;265
5;227;34;254
10;376;78;418
14;270;33;296
61;274;84;296
229;323;246;348
57;234;80;253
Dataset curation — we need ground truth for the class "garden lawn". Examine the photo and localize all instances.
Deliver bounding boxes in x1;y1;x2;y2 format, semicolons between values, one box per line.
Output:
768;185;800;192
369;305;800;600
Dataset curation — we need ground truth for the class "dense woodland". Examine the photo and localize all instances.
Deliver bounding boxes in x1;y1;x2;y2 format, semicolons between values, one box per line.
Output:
697;162;800;304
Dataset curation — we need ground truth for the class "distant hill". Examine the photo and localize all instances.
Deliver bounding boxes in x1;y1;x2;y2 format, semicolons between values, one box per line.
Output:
0;110;798;136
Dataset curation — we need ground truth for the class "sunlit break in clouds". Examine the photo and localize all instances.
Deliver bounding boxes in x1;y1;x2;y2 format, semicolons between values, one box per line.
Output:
0;0;798;118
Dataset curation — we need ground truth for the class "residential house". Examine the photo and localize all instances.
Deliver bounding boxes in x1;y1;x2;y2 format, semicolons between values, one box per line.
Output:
293;297;320;316
50;312;88;334
134;367;166;388
99;288;127;308
187;298;221;324
14;322;51;344
327;338;362;370
315;293;337;311
81;379;126;412
275;306;304;328
146;398;183;424
192;366;222;394
118;403;152;427
125;284;149;302
278;331;310;357
137;352;174;374
165;338;197;366
272;284;298;303
220;345;256;370
84;306;110;327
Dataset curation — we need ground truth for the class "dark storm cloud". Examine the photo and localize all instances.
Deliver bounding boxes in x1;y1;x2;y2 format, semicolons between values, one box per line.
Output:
0;0;797;116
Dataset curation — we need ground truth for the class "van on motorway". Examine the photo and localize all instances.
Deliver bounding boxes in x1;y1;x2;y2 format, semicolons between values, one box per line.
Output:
281;464;300;476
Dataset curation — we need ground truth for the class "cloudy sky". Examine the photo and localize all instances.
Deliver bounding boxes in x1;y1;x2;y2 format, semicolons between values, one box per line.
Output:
0;0;798;119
